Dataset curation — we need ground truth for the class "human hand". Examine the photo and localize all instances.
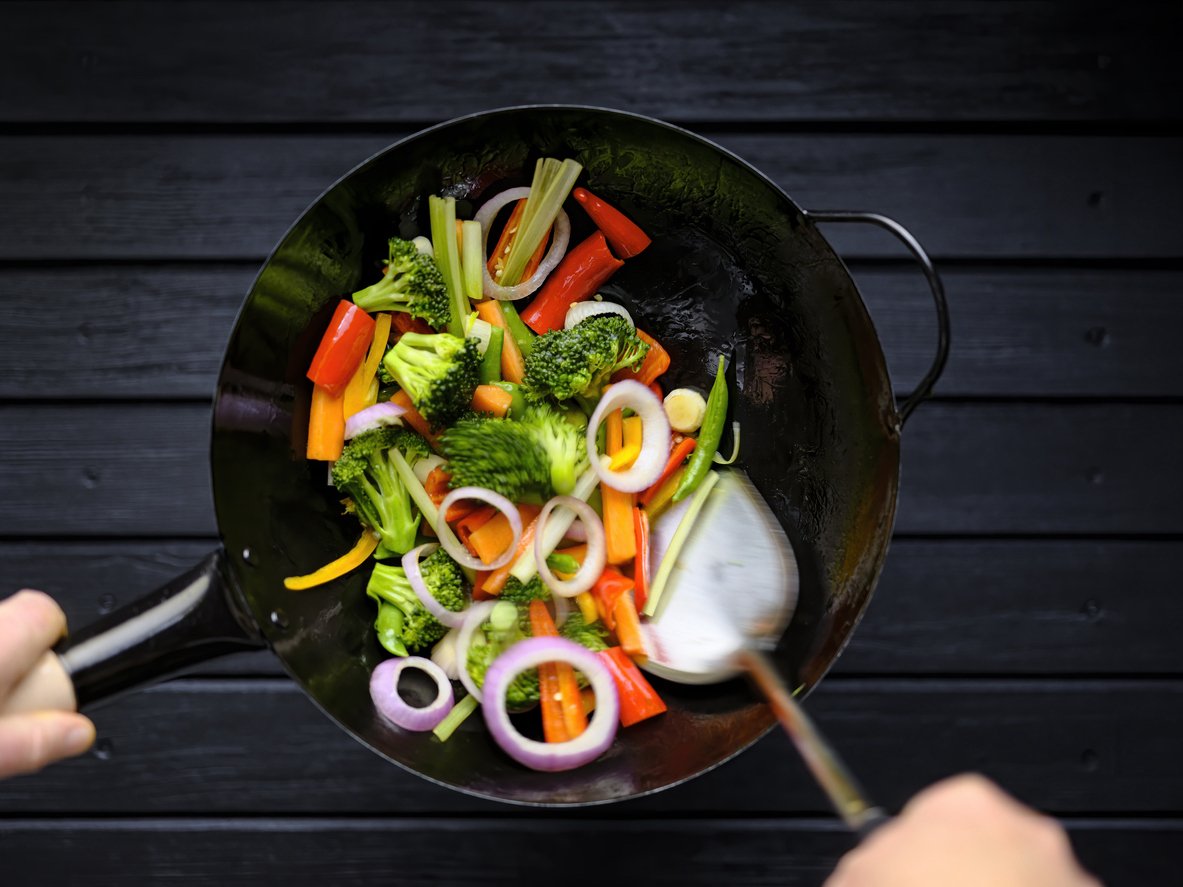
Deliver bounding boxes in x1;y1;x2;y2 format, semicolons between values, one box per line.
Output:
0;590;95;779
825;774;1101;887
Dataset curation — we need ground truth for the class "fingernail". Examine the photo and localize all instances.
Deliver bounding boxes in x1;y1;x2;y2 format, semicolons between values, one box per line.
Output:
63;722;96;756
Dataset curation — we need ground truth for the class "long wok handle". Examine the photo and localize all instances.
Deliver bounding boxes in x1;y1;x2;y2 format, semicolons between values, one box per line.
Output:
737;648;890;840
805;210;950;427
0;549;264;715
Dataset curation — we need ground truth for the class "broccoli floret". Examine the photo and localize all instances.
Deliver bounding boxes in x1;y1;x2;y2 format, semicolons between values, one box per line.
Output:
383;331;480;427
439;415;552;502
352;237;450;329
523;315;649;403
500;574;550;604
465;600;539;710
440;407;588;501
366;556;466;656
417;546;466;605
332;427;428;554
560;612;610;652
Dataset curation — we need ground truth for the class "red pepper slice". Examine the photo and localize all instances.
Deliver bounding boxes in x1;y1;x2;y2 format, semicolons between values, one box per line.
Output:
598;646;667;727
306;300;376;396
520;231;623;334
572;188;652;259
632;508;650;612
590;565;634;630
391;311;434;337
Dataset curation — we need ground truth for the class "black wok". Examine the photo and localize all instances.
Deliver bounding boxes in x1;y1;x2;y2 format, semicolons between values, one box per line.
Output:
27;106;948;806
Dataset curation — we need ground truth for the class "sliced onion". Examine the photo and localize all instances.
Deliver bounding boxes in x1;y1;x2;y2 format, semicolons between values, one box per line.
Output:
561;518;588;543
344;401;407;440
564;301;634;330
370;656;454;732
586;380;671;493
455;600;499;702
534;496;607;598
436;487;522;570
403;542;467;628
430;626;462;680
474;187;571;301
411;453;446;486
482;637;619;772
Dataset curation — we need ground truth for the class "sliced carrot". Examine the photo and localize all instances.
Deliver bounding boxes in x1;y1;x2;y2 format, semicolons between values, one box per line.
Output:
602;409;637;563
483;514;539;595
613;591;647;660
467;509;518;566
580;687;597;715
612;329;670;386
307;383;346;461
390;389;440;450
475;299;526;384
529;600;587;740
633;507;650;612
456;505;499;555
470;383;514;417
472;570;493;600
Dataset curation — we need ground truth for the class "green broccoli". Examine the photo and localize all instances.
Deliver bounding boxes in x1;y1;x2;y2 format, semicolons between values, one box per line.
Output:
332;427;429;555
559;612;610;652
366;553;466;656
500;574;550;604
523;314;649;403
439;406;587;501
383;331;480;427
466;600;539;709
352;237;450;329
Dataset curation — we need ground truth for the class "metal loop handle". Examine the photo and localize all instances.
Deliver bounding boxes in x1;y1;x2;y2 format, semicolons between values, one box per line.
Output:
805;211;950;427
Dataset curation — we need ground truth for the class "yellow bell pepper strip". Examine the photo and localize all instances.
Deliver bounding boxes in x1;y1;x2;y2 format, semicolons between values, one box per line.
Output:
343;313;392;419
283;532;379;590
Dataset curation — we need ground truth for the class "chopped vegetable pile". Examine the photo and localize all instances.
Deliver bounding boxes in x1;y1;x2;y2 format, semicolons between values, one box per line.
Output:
287;161;736;773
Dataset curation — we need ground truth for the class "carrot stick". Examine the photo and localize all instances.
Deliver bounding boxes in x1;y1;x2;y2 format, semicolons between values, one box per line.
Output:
390;389;440;450
638;437;696;506
467;509;519;565
455;504;498;551
307;383;345;461
602;410;637;563
470;383;514;417
483;510;540;595
529;600;570;742
612;329;670;386
475;299;526;384
613;591;647;660
529;600;587;739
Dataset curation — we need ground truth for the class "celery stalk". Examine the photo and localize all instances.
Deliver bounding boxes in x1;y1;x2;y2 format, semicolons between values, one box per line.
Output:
460;219;484;302
429;195;468;338
642;470;721;618
433;693;479;742
499;158;582;286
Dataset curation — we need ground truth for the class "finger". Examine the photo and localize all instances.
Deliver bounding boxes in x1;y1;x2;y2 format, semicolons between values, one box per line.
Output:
0;591;68;696
0;711;95;779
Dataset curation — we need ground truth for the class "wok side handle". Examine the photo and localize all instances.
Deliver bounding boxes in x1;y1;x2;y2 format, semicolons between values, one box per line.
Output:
0;548;265;715
805;211;950;427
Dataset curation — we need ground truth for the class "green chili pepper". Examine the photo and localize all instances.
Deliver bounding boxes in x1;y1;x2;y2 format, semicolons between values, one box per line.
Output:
546;552;582;574
672;354;728;502
490;380;527;419
479;325;504;384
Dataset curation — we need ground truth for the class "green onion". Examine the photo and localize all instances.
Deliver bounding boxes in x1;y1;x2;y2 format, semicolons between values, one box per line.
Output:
499;158;582;286
643;470;721;618
712;421;742;465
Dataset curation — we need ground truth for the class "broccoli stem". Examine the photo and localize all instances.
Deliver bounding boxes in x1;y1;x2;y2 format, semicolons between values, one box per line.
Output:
389;447;438;528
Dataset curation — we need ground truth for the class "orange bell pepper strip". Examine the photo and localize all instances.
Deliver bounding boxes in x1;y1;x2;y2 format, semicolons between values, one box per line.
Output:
590;566;634;631
306;383;346;461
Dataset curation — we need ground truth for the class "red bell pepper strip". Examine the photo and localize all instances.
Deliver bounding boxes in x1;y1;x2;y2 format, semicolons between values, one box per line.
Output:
638;436;696;507
486;198;550;285
391;311;434;337
632;508;650;612
612;329;670;386
572;187;651;259
306;300;376;396
520;231;623;334
529;600;588;740
598;646;667;727
590;566;634;631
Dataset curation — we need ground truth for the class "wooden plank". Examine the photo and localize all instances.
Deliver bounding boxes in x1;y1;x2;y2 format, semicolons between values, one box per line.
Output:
1;402;1180;537
0;818;1175;887
2;266;1180;399
1;2;1178;123
0;135;1179;260
4;540;1179;676
1;678;1180;815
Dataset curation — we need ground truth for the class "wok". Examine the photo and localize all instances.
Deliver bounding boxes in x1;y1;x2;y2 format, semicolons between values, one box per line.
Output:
11;106;948;806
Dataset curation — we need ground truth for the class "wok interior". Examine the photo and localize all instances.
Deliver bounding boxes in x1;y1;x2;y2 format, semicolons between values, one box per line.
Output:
210;107;899;805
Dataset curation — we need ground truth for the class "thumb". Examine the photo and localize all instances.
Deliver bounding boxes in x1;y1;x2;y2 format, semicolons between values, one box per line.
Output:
0;712;95;779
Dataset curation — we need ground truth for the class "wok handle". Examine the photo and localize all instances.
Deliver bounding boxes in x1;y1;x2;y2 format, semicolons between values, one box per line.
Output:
2;549;264;714
805;211;950;427
737;648;890;839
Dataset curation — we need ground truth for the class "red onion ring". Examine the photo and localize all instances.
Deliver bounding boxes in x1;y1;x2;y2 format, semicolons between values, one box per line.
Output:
474;187;571;301
534;496;607;598
436;487;522;570
586;380;672;493
482;637;619;772
455;600;498;703
402;542;467;628
370;656;455;732
344;401;407;439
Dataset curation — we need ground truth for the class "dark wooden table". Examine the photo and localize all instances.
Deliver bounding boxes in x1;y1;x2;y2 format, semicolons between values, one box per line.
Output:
1;2;1181;884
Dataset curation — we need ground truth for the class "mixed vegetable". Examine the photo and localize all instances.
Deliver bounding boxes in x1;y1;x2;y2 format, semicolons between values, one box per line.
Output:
286;158;734;772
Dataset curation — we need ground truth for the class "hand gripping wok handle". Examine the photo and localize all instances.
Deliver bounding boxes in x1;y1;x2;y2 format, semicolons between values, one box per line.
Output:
737;648;890;840
805;210;951;428
0;549;264;715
